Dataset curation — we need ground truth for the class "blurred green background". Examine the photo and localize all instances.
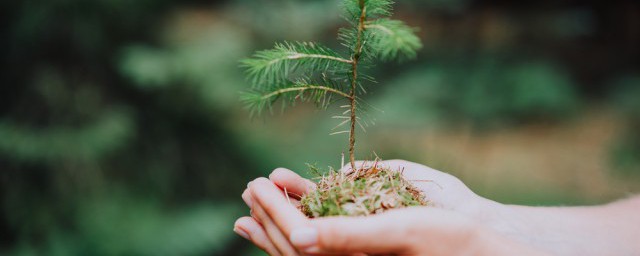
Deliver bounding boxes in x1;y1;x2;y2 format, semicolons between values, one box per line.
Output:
1;0;639;255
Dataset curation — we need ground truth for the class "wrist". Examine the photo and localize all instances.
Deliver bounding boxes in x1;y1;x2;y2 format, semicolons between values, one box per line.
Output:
468;226;547;256
474;200;582;255
469;197;535;247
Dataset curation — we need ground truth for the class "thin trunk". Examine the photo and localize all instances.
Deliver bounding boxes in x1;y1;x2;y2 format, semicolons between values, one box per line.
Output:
349;0;366;170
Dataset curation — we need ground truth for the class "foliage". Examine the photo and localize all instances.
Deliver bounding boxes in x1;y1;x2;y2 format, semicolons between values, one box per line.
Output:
366;18;422;60
120;25;251;110
1;1;257;255
609;75;640;174
610;75;640;119
241;41;350;87
242;0;428;219
1;0;639;254
372;59;581;128
9;197;241;256
0;110;134;162
242;0;422;166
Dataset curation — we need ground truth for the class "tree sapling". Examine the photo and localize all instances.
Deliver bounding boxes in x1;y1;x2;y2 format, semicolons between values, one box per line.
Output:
241;0;426;217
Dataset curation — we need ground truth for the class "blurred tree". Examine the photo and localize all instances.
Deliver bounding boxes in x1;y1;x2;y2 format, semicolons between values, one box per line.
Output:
0;0;638;255
609;75;640;175
0;0;259;255
372;57;580;129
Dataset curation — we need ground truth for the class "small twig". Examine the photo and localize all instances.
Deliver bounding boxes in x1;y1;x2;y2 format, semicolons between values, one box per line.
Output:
409;179;444;190
288;191;303;200
260;85;353;101
373;151;381;161
341;152;345;170
284;187;292;205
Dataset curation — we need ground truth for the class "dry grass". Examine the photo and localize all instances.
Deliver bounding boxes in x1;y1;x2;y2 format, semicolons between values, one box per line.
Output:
300;162;427;217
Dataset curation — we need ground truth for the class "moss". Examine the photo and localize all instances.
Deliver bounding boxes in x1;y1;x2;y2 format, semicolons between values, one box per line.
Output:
300;164;427;217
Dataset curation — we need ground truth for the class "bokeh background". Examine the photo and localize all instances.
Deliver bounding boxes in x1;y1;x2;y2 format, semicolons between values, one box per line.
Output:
1;0;639;255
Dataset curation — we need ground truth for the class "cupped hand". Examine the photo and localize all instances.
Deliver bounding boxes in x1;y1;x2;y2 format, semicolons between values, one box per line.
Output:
234;160;542;255
350;160;489;216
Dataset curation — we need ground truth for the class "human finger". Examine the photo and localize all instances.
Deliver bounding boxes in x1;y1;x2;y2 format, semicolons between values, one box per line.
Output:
242;188;254;209
249;178;310;237
251;197;301;255
234;217;281;256
289;209;420;254
269;168;316;199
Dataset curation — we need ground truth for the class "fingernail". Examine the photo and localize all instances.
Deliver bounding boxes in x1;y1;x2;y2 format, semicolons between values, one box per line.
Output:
304;246;321;254
234;227;250;240
269;168;286;179
242;192;253;208
289;227;318;248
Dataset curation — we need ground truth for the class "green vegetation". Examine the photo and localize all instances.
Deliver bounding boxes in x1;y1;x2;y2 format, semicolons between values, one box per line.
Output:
241;0;421;169
373;59;580;129
610;75;640;174
1;0;638;254
242;0;427;217
301;164;426;217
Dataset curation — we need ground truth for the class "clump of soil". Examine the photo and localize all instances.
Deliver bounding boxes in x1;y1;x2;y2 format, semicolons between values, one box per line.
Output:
300;163;428;218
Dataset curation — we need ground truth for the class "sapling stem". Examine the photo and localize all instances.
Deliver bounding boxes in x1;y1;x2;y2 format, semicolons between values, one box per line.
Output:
241;0;422;174
348;0;367;170
242;0;425;218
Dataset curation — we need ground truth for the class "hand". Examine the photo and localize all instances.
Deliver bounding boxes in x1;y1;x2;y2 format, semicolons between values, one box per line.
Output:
234;160;542;255
234;168;314;255
354;160;490;219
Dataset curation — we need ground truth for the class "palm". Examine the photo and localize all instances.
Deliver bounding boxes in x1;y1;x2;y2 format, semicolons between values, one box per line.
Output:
322;160;482;217
375;160;481;214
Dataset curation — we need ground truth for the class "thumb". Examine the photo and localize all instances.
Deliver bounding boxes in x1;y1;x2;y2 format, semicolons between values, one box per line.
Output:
289;210;415;254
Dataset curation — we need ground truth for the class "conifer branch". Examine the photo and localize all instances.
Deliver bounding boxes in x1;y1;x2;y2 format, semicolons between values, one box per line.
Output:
342;0;392;21
241;79;351;117
365;18;422;60
241;42;351;86
241;0;421;170
259;85;352;100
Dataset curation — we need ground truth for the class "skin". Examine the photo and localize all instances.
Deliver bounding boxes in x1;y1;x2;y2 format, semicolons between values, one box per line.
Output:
234;160;640;255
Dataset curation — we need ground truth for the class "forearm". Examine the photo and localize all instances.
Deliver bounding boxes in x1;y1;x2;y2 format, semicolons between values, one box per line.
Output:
470;226;549;256
485;196;640;255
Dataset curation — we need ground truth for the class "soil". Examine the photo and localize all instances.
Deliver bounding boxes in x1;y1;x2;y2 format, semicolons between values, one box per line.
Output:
299;163;427;217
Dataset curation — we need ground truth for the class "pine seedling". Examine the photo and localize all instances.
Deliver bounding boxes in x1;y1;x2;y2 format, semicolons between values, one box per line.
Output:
241;0;426;217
